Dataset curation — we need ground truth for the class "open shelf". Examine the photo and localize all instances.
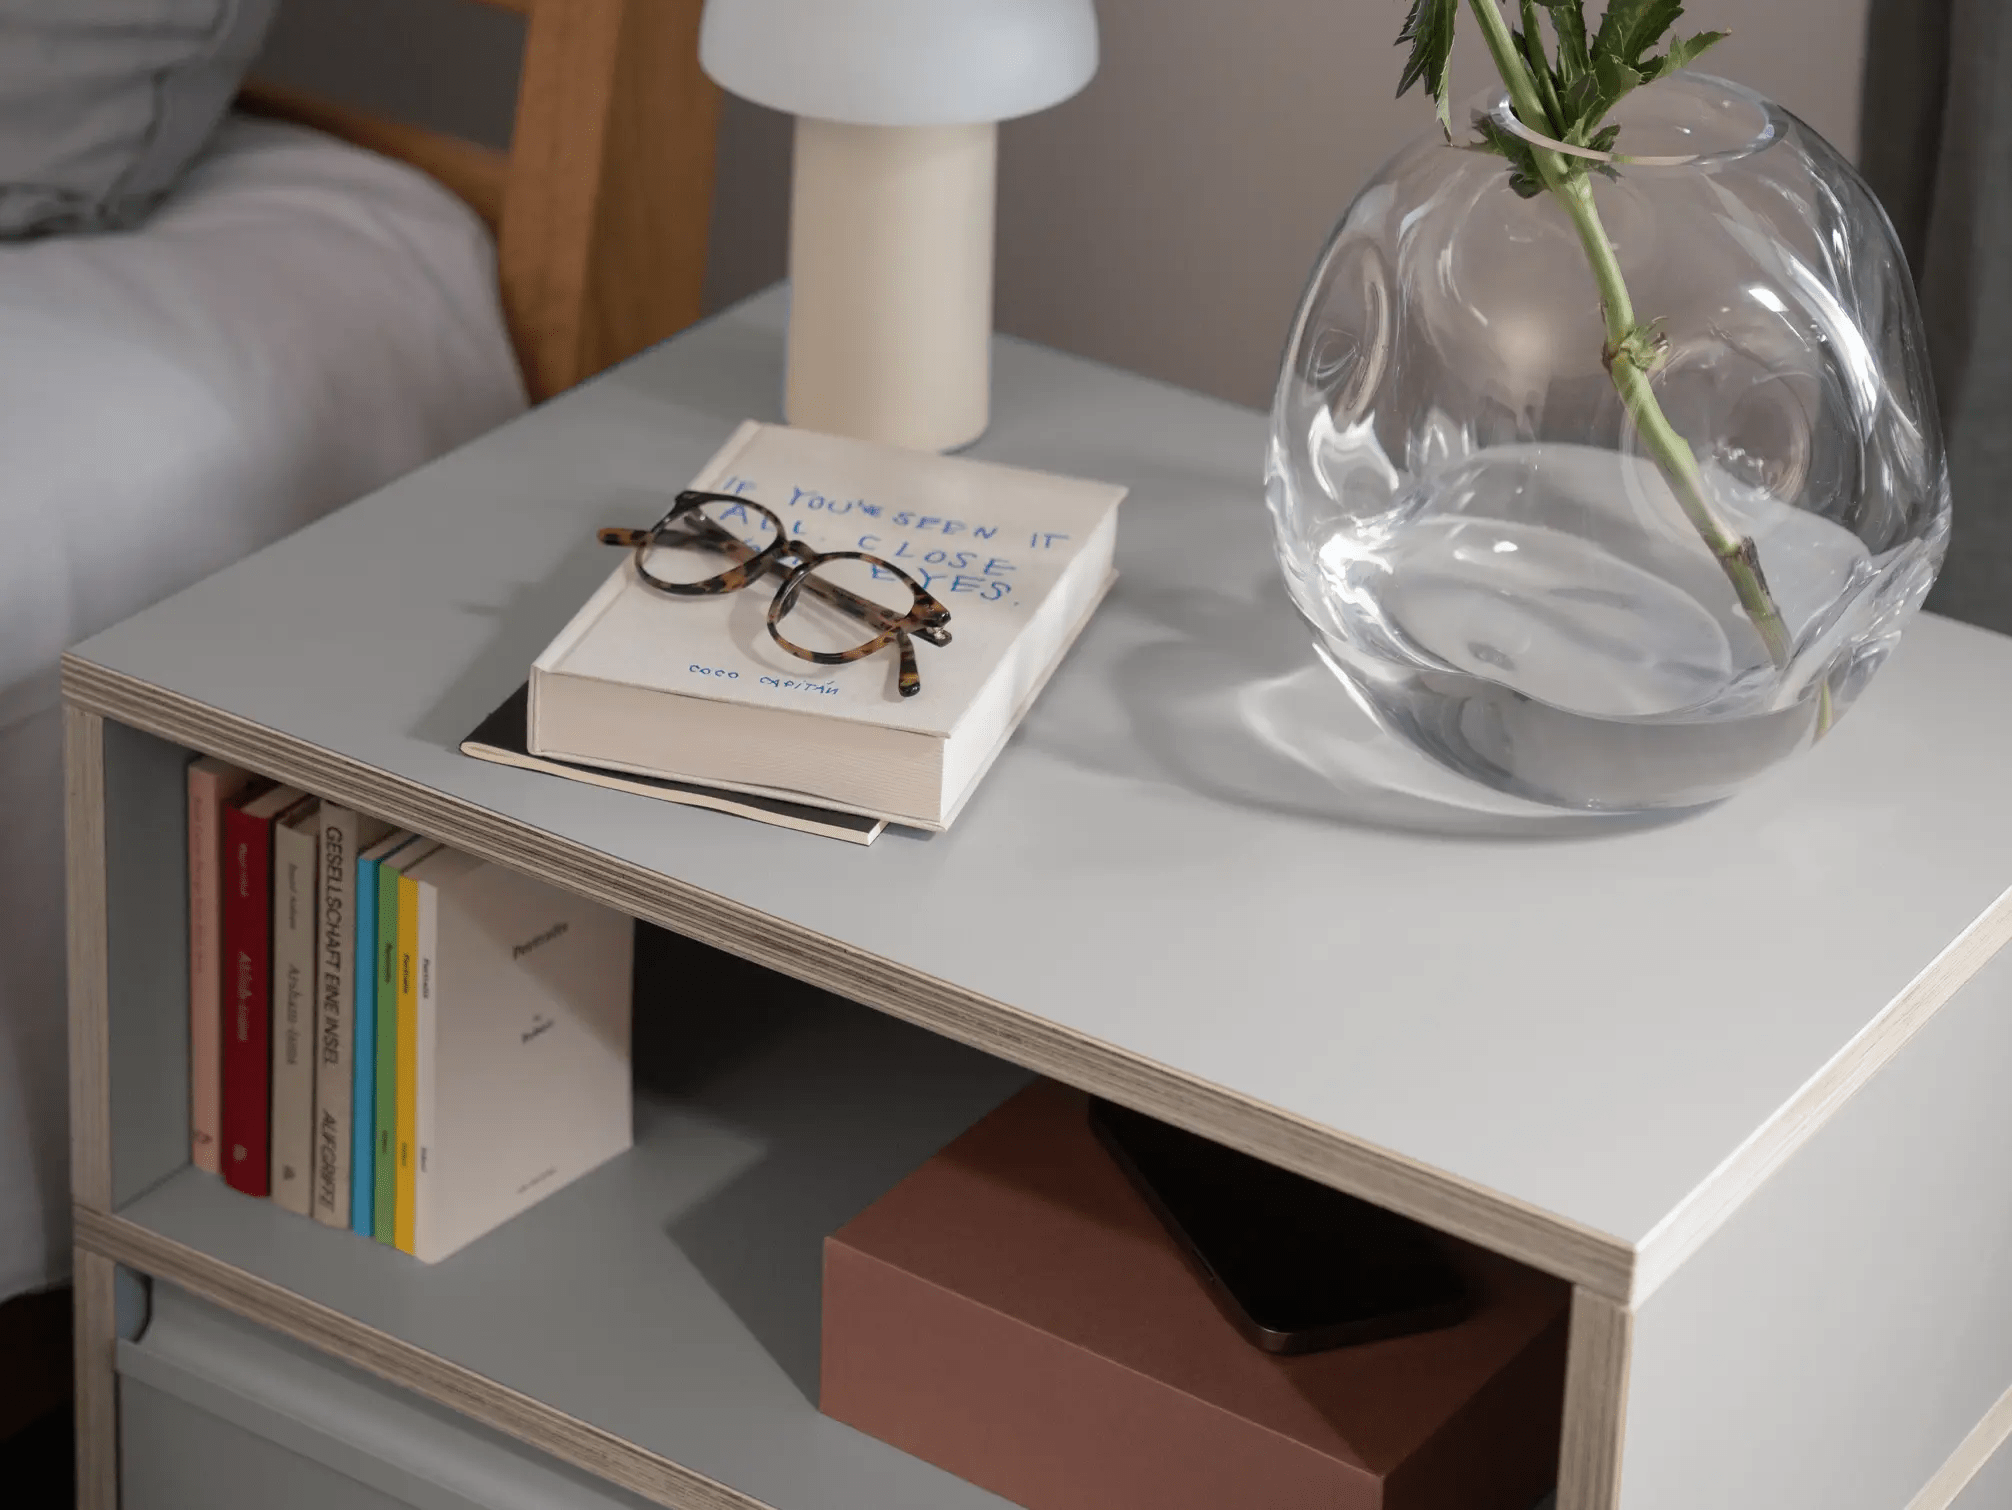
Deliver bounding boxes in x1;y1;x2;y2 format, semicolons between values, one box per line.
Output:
115;960;1031;1510
84;699;1593;1510
88;719;1577;1510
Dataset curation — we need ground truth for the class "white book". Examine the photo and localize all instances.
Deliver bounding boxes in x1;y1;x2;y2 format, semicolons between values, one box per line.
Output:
528;420;1125;829
269;799;321;1216
311;806;392;1229
401;847;633;1265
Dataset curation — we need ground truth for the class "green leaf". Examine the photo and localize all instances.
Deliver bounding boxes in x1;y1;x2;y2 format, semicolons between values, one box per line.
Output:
1561;49;1643;141
1544;1;1592;83
1594;0;1687;69
1587;122;1622;154
1396;0;1460;134
1472;112;1548;198
1644;28;1728;80
1519;0;1568;132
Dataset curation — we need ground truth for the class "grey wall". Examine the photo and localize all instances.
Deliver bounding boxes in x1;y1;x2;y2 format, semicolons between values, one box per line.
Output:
991;0;1873;407
258;0;1872;409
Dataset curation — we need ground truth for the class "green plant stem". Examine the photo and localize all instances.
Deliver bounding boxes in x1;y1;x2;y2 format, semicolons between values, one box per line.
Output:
1464;0;1795;673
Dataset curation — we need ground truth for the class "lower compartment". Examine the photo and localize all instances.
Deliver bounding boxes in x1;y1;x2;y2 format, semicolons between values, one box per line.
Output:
117;1282;658;1510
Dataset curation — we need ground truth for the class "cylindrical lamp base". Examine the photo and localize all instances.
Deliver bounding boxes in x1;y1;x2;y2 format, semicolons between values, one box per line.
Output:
785;118;996;453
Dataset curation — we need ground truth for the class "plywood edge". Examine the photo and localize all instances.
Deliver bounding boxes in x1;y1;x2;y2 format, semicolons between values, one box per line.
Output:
73;1248;118;1510
1557;1288;1631;1510
1909;1379;2012;1510
1632;883;2012;1303
65;705;112;1213
60;655;1637;1299
75;1207;764;1510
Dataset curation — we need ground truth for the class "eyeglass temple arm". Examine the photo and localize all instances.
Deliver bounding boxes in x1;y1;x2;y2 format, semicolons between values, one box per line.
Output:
606;516;950;646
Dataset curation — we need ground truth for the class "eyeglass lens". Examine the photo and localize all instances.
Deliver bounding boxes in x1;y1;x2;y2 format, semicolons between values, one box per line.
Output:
638;497;781;586
777;558;921;654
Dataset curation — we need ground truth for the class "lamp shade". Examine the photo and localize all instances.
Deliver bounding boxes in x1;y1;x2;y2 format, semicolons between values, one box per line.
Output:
699;0;1098;127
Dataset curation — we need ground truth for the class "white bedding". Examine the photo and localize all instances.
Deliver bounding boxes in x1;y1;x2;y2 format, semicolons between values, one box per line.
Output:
0;117;527;1301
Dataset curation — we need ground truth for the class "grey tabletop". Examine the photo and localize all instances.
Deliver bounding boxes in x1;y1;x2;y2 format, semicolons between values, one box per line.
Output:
74;289;2012;1272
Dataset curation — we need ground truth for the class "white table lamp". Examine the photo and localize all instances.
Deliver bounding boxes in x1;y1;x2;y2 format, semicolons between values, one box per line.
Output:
700;0;1099;452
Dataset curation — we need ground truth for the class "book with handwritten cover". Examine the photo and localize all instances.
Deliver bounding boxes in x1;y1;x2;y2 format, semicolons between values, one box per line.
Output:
528;421;1125;829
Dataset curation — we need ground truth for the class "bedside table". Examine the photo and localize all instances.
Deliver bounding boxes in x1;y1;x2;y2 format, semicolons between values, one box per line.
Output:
64;289;2012;1510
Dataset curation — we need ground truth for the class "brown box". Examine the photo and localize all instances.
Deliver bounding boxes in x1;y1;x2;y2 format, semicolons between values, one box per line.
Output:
822;1082;1568;1510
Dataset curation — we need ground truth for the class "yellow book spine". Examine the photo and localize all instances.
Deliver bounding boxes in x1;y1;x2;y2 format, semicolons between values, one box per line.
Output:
393;871;421;1253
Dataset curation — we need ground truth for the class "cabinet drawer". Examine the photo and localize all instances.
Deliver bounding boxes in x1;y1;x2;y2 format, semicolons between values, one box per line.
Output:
117;1283;656;1510
123;1383;410;1510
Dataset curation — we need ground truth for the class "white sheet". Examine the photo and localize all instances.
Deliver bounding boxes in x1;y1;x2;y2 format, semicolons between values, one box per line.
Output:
0;117;527;1301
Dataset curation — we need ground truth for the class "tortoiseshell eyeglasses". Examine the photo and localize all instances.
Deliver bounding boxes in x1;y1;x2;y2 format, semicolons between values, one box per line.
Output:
599;490;952;698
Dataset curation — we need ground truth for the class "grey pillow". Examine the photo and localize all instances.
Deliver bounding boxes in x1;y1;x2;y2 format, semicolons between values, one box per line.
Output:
0;0;278;238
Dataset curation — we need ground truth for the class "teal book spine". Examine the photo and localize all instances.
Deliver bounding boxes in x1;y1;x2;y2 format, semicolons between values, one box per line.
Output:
372;858;402;1244
349;854;380;1235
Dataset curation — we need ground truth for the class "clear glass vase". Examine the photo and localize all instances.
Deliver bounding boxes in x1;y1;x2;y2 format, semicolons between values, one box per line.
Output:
1266;73;1949;812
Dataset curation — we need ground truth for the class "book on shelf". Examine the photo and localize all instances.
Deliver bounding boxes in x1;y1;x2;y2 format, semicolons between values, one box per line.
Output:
372;833;422;1243
270;800;322;1216
398;846;633;1264
186;758;256;1174
200;776;634;1263
392;840;442;1253
220;783;307;1197
528;420;1125;830
350;829;405;1235
313;807;394;1230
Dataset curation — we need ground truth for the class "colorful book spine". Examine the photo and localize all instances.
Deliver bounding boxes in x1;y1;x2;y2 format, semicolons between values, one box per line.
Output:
270;803;321;1215
373;837;427;1243
374;847;402;1242
413;866;440;1258
394;864;422;1252
186;759;254;1174
351;847;382;1234
220;785;303;1195
311;806;366;1228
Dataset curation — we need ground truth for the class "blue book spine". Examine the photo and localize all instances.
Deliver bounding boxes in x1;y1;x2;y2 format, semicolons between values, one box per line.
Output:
349;854;380;1234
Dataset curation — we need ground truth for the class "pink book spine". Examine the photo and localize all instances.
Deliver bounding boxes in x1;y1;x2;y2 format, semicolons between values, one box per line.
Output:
187;761;251;1174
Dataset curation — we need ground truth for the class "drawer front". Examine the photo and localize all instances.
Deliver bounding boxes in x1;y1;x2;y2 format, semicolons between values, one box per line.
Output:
117;1282;658;1510
123;1380;411;1510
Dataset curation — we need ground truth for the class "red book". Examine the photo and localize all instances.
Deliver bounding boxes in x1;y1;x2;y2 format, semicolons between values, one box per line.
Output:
186;759;256;1175
220;784;307;1196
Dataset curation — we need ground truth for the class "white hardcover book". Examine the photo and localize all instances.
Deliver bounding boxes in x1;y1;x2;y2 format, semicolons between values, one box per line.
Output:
402;848;633;1265
528;420;1125;829
269;799;321;1216
311;807;392;1229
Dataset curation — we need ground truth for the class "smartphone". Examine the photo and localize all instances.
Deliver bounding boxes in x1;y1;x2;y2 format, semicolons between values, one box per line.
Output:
1088;1097;1468;1355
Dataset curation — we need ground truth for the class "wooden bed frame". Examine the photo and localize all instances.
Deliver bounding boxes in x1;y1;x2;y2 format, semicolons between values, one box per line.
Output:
239;0;721;402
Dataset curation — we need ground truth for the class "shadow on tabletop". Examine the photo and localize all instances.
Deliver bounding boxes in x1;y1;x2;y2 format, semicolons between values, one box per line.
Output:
634;928;1031;1404
1025;566;1694;843
409;486;680;753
